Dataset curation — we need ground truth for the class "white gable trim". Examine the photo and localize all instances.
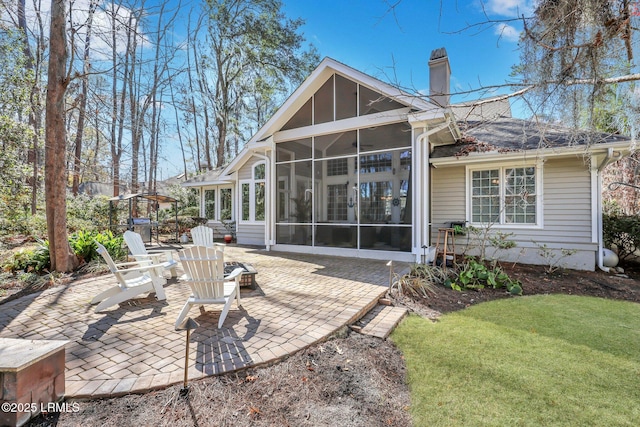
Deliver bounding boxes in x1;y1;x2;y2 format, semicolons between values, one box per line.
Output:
249;57;438;145
274;108;412;142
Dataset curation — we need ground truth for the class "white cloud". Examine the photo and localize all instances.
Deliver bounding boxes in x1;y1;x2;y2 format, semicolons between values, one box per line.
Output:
483;0;534;18
495;23;520;42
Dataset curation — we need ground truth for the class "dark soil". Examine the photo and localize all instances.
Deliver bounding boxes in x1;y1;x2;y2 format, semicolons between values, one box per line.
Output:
412;262;640;316
25;262;640;427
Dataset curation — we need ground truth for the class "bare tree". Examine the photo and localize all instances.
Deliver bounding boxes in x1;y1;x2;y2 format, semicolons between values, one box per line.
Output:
71;0;99;196
15;0;46;214
202;0;318;168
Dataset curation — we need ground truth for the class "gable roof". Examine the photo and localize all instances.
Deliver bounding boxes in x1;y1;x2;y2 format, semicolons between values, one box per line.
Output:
431;117;632;159
182;167;231;187
248;57;441;145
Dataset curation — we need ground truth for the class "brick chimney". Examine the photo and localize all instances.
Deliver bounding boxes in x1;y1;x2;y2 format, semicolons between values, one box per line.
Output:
429;47;451;107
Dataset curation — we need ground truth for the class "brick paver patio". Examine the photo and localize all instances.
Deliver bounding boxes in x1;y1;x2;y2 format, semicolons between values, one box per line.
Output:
0;246;396;399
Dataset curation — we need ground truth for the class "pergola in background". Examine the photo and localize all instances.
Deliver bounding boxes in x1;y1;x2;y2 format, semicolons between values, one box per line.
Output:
108;193;179;244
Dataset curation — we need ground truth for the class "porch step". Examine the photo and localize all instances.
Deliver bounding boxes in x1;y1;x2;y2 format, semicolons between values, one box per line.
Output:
351;301;408;339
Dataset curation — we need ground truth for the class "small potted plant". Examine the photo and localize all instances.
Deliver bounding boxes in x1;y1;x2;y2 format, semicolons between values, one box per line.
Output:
222;220;236;244
450;221;467;236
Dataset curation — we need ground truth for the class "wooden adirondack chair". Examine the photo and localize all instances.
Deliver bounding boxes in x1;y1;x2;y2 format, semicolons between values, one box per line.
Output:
175;245;243;329
91;242;167;312
190;225;226;251
123;230;178;278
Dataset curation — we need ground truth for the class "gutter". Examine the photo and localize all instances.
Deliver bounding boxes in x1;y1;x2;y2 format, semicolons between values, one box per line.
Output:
413;116;458;262
249;150;273;251
596;148;623;272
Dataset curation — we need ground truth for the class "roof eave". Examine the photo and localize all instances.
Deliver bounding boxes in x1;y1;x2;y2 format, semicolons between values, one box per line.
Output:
430;140;633;167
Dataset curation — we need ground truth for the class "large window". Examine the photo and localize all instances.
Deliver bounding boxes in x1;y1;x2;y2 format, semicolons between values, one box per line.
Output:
469;166;538;225
275;123;413;251
240;162;266;222
202;187;233;221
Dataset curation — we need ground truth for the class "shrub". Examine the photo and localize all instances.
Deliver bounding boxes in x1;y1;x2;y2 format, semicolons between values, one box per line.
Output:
4;230;125;274
70;229;126;263
603;214;640;261
66;194;119;232
452;258;522;295
2;239;50;273
94;230;126;261
391;264;450;298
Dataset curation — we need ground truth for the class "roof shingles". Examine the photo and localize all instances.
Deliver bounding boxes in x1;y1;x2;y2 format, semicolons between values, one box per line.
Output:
431;117;631;159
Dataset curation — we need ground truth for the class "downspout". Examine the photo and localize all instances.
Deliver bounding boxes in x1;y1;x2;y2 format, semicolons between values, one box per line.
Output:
414;129;429;264
252;151;272;250
413;118;453;263
596;148;623;272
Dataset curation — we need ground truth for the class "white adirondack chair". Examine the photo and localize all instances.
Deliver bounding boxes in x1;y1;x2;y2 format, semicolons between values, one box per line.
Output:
123;230;178;278
190;225;226;251
91;242;167;312
175;245;243;329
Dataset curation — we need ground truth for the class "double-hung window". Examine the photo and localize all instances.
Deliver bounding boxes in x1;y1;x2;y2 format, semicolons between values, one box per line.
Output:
469;165;539;226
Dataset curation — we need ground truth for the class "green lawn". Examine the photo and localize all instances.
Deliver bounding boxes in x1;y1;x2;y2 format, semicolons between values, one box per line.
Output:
391;295;640;426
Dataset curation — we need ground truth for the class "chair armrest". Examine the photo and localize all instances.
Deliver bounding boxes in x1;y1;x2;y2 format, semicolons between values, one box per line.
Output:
224;267;244;281
114;260;152;269
146;250;176;262
132;253;166;263
116;264;162;276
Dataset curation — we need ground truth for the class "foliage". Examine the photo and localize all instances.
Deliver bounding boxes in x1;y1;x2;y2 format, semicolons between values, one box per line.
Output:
92;230;126;262
176;216;201;233
603;213;640;261
462;225;517;262
0;116;34;230
452;224;466;236
452;258;522;295
517;0;639;130
3;230;125;274
0;27;33;115
70;229;127;264
2;239;50;273
66;194;115;232
603;155;640;216
166;184;198;215
203;0;320;167
533;241;578;274
391;264;449;299
222;220;236;238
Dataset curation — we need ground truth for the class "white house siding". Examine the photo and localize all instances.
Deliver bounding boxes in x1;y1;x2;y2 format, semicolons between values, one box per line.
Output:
430;164;466;234
236;223;266;245
430;156;597;270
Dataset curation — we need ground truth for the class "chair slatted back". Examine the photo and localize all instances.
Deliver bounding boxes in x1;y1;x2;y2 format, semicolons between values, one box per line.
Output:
96;241;140;287
96;241;119;274
123;230;147;257
179;246;226;299
191;225;214;247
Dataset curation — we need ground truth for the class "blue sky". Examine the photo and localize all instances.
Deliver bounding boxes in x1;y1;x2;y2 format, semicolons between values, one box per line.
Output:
281;0;531;109
5;0;534;179
152;0;532;178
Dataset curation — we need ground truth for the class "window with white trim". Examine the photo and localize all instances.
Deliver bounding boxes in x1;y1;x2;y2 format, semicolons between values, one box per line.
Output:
240;162;266;222
469;166;538;225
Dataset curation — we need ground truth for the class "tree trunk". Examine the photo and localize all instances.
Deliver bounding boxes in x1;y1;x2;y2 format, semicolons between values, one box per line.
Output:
45;0;79;272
